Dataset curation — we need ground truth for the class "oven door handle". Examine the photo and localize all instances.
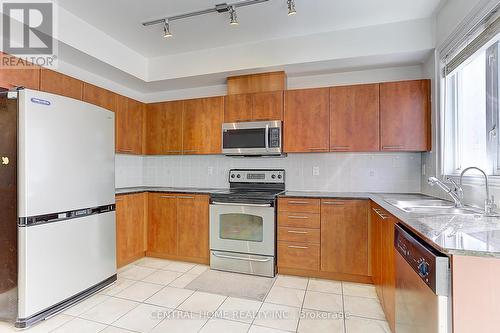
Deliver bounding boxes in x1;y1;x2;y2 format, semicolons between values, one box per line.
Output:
211;202;272;208
212;252;273;263
265;124;270;152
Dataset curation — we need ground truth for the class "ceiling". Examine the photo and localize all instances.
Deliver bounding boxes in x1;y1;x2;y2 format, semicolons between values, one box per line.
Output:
56;0;444;58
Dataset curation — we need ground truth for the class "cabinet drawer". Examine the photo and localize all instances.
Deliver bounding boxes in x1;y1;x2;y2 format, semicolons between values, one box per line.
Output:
278;227;320;244
278;242;320;271
278;212;320;229
278;198;320;213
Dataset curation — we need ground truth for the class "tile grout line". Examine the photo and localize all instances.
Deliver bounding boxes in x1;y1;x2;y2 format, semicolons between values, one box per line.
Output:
342;281;347;333
295;277;310;333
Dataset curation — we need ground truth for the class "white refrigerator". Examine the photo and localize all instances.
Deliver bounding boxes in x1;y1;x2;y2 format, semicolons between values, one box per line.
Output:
1;89;117;328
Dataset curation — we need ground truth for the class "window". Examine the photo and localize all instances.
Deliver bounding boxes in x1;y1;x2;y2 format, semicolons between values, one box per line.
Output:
443;36;500;176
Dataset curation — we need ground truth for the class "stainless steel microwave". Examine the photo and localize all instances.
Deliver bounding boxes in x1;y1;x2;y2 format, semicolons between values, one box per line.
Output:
222;120;282;156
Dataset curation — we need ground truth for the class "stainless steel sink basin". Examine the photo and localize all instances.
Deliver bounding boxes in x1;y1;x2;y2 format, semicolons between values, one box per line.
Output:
384;197;482;215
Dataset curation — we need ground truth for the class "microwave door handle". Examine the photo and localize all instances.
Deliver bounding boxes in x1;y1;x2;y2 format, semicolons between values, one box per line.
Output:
265;124;270;152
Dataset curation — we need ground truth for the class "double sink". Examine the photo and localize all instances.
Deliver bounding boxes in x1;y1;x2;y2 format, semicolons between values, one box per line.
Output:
385;196;482;215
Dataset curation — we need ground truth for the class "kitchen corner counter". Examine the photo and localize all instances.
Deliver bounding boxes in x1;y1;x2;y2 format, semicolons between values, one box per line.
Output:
116;186;227;195
280;191;500;258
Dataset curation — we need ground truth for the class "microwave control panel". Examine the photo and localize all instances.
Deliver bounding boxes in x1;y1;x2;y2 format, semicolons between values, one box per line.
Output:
269;128;281;148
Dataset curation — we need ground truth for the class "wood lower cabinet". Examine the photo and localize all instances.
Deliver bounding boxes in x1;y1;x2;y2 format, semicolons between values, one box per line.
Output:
0;52;40;90
284;88;330;153
380;79;431;151
116;193;146;268
40;69;83;100
82;83;116;111
330;84;380;152
177;195;210;260
146;193;210;264
182;97;224;155
320;199;369;276
115;95;144;154
370;202;396;332
145;101;183;155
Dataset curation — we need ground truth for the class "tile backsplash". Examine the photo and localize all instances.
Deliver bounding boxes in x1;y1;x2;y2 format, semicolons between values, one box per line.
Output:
116;153;422;193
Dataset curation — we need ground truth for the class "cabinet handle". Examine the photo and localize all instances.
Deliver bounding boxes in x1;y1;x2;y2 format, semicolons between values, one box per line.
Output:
322;201;345;205
382;145;403;150
331;146;350;150
183;150;199;153
160;195;175;199
117;149;133;153
288;215;309;219
287;230;308;234
288;201;309;204
165;150;181;153
288;245;309;249
177;196;195;199
308;148;326;151
372;208;388;219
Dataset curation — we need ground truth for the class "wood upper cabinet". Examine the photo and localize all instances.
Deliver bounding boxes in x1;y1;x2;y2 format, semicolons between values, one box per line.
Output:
116;193;146;268
147;193;177;256
40;69;83;100
225;94;253;122
116;95;144;155
182;97;224;154
380;79;431;151
330;84;380;152
320;199;369;276
225;91;283;122
146;101;183;155
82;83;116;111
284;88;330;153
177;194;210;260
0;52;40;90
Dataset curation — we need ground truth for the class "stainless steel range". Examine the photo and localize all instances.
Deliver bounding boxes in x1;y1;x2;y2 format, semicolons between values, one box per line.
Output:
209;169;285;277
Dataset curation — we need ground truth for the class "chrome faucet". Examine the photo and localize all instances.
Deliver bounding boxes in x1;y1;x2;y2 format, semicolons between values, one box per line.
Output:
460;167;498;216
427;176;463;207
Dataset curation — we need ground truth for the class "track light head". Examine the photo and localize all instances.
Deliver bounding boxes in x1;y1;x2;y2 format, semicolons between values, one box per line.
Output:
287;0;296;16
229;6;239;25
163;19;172;38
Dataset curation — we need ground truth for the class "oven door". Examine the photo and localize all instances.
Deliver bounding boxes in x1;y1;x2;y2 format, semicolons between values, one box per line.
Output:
210;202;275;256
222;121;281;156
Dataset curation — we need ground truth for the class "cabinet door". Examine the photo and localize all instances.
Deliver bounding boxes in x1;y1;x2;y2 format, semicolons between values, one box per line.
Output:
116;96;144;154
321;200;369;276
253;91;283;121
82;83;116;111
182;97;224;154
225;94;253;122
40;69;83;100
116;193;145;267
177;195;209;259
380;80;431;151
330;84;380;152
284;88;330;153
0;53;40;90
145;103;165;155
147;193;177;255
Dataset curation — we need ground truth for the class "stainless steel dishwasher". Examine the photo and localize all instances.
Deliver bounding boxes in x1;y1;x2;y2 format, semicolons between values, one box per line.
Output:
394;224;451;333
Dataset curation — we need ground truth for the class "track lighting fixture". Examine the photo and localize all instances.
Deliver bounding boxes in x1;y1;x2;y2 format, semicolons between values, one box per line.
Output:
287;0;296;16
163;20;172;38
229;6;239;25
143;0;297;39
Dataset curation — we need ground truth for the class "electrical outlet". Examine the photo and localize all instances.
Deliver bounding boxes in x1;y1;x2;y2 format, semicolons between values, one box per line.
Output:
422;163;426;176
313;166;320;176
369;170;375;177
208;167;214;176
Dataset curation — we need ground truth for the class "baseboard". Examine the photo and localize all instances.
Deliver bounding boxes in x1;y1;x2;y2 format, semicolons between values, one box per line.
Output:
278;267;374;284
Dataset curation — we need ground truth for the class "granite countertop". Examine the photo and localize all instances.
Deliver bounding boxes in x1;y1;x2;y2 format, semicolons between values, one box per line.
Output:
115;186;227;195
116;187;500;258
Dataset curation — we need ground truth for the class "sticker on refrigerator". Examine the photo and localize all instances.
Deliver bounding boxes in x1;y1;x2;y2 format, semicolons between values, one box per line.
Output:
30;98;51;106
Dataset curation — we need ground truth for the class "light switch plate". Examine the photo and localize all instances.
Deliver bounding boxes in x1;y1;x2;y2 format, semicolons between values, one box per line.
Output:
208;167;214;176
313;166;320;176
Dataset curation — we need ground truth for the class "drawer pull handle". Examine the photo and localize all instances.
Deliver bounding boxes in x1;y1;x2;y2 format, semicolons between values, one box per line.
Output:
160;196;175;199
288;201;309;204
331;146;350;150
322;202;345;205
382;145;403;150
288;245;309;249
177;196;195;199
117;149;133;153
308;148;326;151
287;230;308;234
288;215;309;219
372;208;388;219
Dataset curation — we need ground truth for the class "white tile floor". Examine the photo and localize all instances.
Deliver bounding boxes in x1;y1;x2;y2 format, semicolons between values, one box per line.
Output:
0;257;391;333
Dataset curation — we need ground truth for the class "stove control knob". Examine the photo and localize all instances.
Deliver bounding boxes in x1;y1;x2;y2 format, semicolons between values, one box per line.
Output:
236;174;241;178
277;174;282;179
231;174;235;178
271;174;276;179
418;260;430;278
